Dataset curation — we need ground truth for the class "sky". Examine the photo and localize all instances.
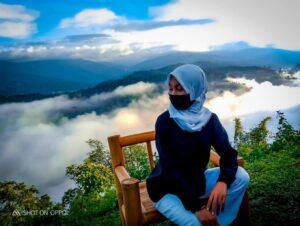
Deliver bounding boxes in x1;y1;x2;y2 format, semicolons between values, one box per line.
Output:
0;0;299;61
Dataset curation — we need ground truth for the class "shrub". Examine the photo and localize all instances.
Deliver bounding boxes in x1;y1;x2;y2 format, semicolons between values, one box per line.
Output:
233;111;300;225
123;143;153;181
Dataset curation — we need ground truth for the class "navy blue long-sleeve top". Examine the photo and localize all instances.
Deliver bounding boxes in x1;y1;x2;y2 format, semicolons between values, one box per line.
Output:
146;110;238;213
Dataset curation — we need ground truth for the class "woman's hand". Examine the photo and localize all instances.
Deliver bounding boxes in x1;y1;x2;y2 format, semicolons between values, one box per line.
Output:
195;208;220;226
206;181;227;216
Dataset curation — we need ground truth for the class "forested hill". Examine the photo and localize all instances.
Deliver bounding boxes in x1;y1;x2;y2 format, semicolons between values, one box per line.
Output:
0;59;128;96
71;63;288;98
0;61;293;104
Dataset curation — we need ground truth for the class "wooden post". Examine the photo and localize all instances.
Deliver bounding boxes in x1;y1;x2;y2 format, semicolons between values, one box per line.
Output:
146;141;155;171
122;178;143;226
237;156;245;167
236;192;250;226
108;135;125;167
108;135;126;226
236;156;250;225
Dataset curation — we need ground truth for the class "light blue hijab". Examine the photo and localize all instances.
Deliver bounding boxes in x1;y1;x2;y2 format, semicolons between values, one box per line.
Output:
165;64;212;132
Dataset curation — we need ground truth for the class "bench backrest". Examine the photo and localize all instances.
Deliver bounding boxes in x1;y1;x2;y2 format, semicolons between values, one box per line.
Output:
108;131;156;171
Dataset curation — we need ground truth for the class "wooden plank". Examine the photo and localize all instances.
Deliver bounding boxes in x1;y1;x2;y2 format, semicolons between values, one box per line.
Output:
122;178;143;225
146;141;155;171
210;150;220;166
210;150;245;167
115;165;130;183
107;135;125;167
119;131;155;147
107;135;127;226
237;156;245;167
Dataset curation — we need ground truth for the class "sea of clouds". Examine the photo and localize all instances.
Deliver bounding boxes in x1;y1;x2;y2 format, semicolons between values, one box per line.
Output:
0;75;299;202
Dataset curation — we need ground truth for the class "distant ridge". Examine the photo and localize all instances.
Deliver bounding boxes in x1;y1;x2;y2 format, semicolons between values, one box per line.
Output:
131;47;300;71
0;59;128;96
1;61;289;104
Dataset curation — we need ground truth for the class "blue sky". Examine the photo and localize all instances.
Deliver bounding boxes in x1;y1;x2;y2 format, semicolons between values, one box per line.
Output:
0;0;172;41
0;0;299;61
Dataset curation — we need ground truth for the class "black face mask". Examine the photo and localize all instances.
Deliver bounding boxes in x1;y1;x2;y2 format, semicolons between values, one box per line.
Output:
169;93;195;110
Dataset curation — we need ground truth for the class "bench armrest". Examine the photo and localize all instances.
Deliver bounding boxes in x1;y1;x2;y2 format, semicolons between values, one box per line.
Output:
237;156;244;167
210;150;245;167
120;177;143;225
115;165;131;184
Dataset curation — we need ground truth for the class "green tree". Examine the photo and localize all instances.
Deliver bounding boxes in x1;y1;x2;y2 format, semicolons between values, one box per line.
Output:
271;111;300;152
62;139;117;225
66;160;113;195
64;139;114;197
86;139;112;171
234;117;243;149
247;116;272;148
234;116;272;161
0;181;62;226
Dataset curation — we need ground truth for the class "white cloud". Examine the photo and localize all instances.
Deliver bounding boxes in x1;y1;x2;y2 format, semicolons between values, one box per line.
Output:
0;3;39;39
2;0;299;58
149;0;300;51
0;21;37;39
54;6;217;56
0;40;174;63
53;0;300;54
206;77;300;119
0;3;38;21
59;8;117;28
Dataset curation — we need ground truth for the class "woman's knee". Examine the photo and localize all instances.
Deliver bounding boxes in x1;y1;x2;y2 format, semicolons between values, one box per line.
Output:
153;194;201;226
154;193;183;212
235;166;250;186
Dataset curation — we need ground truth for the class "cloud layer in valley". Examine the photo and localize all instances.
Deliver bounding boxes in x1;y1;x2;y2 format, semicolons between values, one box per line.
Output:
0;76;299;202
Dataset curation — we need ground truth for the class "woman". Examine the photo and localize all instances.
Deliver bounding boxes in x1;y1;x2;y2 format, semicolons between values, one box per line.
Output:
146;64;250;226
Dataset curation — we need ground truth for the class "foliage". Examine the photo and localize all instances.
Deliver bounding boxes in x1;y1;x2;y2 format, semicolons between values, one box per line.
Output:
0;181;63;226
246;146;300;225
63;187;119;226
61;139;117;225
270;111;300;152
60;138;157;225
64;139;113;196
234;116;272;161
85;139;112;171
233;117;243;148
233;111;300;226
123;143;152;181
66;160;113;195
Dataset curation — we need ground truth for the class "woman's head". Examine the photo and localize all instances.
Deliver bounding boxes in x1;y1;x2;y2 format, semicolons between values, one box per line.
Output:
166;64;212;132
168;75;188;96
165;64;208;110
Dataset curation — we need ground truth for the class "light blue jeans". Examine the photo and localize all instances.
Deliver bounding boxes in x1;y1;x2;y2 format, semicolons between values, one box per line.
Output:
153;166;250;226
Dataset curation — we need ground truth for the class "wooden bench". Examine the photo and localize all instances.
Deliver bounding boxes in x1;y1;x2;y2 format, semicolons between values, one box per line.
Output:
108;131;250;226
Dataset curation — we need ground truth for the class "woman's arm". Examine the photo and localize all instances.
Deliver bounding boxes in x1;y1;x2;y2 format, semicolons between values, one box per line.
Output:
211;113;238;188
206;113;238;215
155;117;205;213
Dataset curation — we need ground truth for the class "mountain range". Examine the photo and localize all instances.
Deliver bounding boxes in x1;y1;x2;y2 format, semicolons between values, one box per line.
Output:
131;47;300;71
0;59;128;95
1;46;299;103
